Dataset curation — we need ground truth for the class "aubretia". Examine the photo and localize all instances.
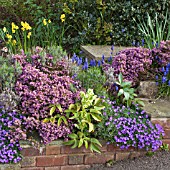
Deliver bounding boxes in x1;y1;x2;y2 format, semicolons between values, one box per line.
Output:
0;105;26;163
96;100;164;151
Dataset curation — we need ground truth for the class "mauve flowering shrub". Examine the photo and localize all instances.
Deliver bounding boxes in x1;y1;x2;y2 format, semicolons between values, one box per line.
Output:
14;54;81;144
96;99;164;151
0;105;26;163
151;40;170;68
103;47;153;85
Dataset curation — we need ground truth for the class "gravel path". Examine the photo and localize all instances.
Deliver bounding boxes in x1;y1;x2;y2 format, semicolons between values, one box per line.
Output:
88;151;170;170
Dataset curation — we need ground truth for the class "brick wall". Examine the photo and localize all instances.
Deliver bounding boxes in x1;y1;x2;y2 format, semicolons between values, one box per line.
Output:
0;118;170;170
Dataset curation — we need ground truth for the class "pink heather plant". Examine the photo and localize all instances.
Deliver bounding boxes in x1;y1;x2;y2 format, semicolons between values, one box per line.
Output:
14;53;81;144
103;47;153;85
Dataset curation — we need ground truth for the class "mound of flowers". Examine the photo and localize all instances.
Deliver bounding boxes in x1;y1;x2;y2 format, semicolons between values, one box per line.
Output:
14;54;81;144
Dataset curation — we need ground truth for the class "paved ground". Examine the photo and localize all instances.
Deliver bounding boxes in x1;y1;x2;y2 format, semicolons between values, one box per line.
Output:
88;151;170;170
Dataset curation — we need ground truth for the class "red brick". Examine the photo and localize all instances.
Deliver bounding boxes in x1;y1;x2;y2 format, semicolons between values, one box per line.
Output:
84;153;115;164
61;146;90;154
69;154;84;165
21;147;45;157
61;165;90;170
115;152;130;161
107;144;136;152
164;129;170;139
37;156;68;167
46;145;61;155
21;157;36;167
45;167;61;170
151;119;170;129
22;168;44;170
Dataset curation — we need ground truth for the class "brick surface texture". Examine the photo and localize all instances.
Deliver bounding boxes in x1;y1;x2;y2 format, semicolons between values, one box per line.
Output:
36;156;67;167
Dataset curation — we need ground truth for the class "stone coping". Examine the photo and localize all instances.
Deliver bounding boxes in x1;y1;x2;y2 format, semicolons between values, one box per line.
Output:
142;99;170;118
80;45;131;60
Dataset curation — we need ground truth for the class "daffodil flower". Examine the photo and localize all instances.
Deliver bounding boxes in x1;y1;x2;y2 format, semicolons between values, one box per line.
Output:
43;19;47;26
3;27;7;33
60;14;65;22
48;19;51;23
12;39;16;46
12;22;19;33
6;34;12;39
21;21;32;31
27;32;31;39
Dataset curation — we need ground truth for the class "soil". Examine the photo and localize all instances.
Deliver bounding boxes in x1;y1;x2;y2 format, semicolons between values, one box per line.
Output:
87;151;170;170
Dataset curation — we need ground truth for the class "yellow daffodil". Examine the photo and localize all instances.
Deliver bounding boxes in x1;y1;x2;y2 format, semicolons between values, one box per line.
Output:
3;27;7;33
27;32;31;39
60;14;65;22
12;39;16;46
48;19;51;23
6;34;12;39
43;19;47;26
12;22;19;33
21;21;32;31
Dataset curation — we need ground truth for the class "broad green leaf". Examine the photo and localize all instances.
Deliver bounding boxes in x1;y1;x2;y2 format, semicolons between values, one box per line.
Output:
50;117;56;124
118;73;123;84
118;89;124;96
71;140;78;149
62;116;68;125
69;133;78;139
78;138;84;148
94;98;101;105
56;104;63;112
63;140;75;146
50;106;56;115
90;143;101;153
91;138;102;147
84;140;88;149
57;117;62;127
136;100;145;107
77;131;84;138
88;122;94;132
121;81;131;87
94;106;105;110
68;104;75;110
91;113;102;121
124;91;130;100
90;109;100;114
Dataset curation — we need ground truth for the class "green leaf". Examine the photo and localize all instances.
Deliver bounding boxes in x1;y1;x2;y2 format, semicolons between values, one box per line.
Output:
124;91;130;100
136;100;145;107
78;138;84;148
71;140;78;149
57;117;62;127
91;113;102;121
63;140;75;146
118;89;124;96
56;104;63;112
84;140;88;149
121;81;131;87
118;73;123;84
90;143;101;153
94;106;105;110
62;116;68;125
42;118;50;123
90;109;101;114
68;104;75;110
94;98;101;105
50;106;56;116
91;138;102;147
50;117;56;124
69;133;78;139
88;122;94;132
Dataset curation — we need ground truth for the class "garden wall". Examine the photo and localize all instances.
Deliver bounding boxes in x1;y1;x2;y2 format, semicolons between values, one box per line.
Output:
0;119;170;170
